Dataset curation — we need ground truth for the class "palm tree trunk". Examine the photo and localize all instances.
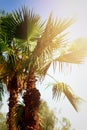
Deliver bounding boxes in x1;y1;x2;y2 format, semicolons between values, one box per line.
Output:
22;71;41;130
7;76;18;130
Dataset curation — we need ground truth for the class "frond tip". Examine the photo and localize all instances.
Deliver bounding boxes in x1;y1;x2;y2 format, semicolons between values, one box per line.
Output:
52;82;83;112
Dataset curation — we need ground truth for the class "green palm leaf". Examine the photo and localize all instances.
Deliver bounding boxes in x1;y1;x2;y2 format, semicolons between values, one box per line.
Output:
0;81;4;101
13;6;42;40
0;6;43;42
0;14;17;45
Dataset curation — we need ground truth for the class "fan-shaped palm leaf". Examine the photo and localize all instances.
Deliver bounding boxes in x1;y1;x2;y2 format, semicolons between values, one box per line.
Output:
55;40;87;64
33;13;75;56
0;6;43;42
0;14;17;47
57;50;87;64
14;6;43;40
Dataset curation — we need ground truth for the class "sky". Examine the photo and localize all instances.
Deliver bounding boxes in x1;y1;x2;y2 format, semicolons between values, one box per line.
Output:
0;0;87;130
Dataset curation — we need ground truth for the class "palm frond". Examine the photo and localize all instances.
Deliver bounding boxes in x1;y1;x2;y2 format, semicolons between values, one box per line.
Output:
33;14;74;56
63;83;83;112
52;82;83;111
0;6;43;42
52;17;75;37
57;50;87;64
0;14;15;44
13;6;43;41
33;13;53;56
0;38;8;53
0;81;4;101
6;51;16;71
55;39;87;64
0;50;17;80
35;56;51;79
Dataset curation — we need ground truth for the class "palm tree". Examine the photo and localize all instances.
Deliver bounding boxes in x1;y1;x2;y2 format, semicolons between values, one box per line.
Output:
0;7;43;130
0;13;27;130
0;6;87;130
21;13;87;130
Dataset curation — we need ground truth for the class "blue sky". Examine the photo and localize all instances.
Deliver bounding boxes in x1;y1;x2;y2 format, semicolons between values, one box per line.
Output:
0;0;58;20
1;0;87;39
0;0;39;14
0;0;56;13
0;0;22;12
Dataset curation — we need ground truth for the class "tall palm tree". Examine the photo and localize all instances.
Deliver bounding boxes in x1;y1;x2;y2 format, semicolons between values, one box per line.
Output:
0;13;27;130
0;7;43;130
0;6;87;130
20;13;87;129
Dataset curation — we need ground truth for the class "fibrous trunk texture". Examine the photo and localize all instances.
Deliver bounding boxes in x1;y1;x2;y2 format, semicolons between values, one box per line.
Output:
7;76;18;130
21;72;41;130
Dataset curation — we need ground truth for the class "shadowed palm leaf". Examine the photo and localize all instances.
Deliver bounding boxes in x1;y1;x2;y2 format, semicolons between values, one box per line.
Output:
0;81;4;102
13;6;43;40
0;6;43;42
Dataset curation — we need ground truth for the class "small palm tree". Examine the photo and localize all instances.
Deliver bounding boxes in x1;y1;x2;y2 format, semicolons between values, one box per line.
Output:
0;6;87;130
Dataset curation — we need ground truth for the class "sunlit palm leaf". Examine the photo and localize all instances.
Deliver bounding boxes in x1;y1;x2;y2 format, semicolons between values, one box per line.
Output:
34;13;74;56
55;40;87;64
33;34;69;77
51;17;75;39
52;82;83;111
57;51;87;64
69;38;87;51
63;83;83;112
33;13;53;56
35;56;51;79
39;62;51;79
52;83;62;100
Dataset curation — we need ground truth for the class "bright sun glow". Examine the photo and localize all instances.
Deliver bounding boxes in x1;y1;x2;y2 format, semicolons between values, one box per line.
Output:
43;0;87;40
37;1;87;130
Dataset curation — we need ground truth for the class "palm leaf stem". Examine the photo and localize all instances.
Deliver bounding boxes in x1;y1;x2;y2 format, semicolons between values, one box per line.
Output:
47;73;58;82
